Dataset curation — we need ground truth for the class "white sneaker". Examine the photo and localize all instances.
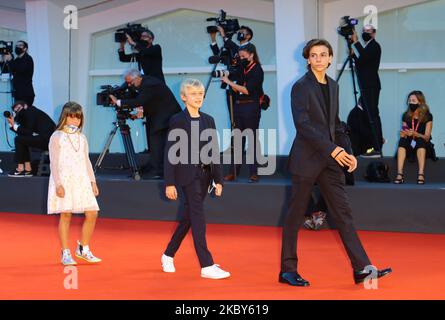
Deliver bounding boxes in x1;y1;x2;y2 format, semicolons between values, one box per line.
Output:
61;249;77;266
161;254;175;273
75;241;102;263
201;264;230;279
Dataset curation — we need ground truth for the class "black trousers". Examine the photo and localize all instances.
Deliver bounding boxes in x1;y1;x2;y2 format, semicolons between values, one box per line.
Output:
14;135;49;164
164;168;214;268
281;161;371;272
147;128;168;176
361;88;383;151
230;101;261;176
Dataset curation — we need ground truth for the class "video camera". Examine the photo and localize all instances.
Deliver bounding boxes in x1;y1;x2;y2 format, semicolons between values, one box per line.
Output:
0;41;13;55
206;10;240;38
115;23;148;43
337;16;358;38
96;84;137;108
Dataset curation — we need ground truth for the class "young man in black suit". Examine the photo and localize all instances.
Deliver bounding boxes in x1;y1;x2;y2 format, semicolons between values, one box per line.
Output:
161;79;230;280
279;39;391;286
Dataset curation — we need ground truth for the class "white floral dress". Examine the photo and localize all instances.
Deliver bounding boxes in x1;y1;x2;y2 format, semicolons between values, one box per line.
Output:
47;130;99;214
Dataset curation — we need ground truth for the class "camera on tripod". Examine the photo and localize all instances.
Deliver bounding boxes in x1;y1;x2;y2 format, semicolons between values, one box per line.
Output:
0;41;13;55
114;23;148;43
337;16;358;38
96;84;137;108
206;10;240;38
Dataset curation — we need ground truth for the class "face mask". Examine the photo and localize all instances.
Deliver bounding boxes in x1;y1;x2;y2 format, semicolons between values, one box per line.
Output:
409;103;419;112
240;58;250;68
237;32;246;42
362;32;372;42
15;47;24;55
139;40;149;47
64;124;80;134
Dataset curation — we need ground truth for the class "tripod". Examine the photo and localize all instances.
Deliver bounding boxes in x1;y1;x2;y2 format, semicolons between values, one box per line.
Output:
337;38;381;154
94;111;141;181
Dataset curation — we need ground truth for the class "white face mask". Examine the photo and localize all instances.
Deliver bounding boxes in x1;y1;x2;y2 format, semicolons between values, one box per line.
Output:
64;124;79;133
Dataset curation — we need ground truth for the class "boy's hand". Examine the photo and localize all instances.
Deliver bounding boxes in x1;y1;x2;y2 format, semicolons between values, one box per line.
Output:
92;182;99;197
215;184;223;197
166;186;177;201
56;185;65;198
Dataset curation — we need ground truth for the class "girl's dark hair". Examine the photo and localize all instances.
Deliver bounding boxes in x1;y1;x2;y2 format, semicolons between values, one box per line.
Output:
239;43;261;64
56;101;84;131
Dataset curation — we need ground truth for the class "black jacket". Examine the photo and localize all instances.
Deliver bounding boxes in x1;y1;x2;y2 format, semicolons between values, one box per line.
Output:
288;70;351;178
164;109;223;187
12;106;56;139
120;76;181;133
9;52;35;98
352;39;381;90
118;44;165;83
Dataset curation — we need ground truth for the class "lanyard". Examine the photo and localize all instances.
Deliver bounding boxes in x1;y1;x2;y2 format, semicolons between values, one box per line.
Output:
243;62;256;76
411;117;421;133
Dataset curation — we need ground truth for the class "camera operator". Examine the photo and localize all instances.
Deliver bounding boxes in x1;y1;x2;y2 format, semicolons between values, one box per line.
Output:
118;30;165;83
4;41;35;107
220;43;264;183
350;25;383;156
6;101;56;177
209;25;253;58
109;69;181;179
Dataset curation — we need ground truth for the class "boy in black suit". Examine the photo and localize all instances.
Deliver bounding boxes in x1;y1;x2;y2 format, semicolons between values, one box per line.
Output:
279;39;391;287
161;79;230;280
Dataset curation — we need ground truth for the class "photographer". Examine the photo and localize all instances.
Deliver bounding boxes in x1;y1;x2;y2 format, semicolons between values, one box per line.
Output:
220;43;264;183
6;101;56;177
4;41;35;107
118;30;165;83
209;25;253;59
109;69;181;179
351;25;383;156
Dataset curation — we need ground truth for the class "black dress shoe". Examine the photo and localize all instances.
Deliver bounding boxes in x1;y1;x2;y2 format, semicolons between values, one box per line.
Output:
279;272;310;287
353;267;392;284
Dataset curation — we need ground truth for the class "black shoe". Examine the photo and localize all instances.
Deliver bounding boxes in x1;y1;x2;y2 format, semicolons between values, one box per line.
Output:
279;272;310;287
8;169;27;177
360;148;382;159
353;267;392;284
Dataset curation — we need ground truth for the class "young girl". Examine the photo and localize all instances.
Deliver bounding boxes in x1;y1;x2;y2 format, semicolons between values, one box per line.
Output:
48;101;101;266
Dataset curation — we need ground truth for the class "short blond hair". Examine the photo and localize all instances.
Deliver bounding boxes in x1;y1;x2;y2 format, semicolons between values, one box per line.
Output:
180;78;205;96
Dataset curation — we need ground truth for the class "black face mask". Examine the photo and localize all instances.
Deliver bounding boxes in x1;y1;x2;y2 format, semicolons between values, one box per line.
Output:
362;32;372;42
15;47;24;55
409;103;419;112
139;40;149;47
237;32;246;42
240;58;250;69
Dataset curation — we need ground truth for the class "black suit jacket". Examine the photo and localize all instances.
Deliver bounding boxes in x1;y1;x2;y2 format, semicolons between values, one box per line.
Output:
120;76;181;133
164;109;223;187
9;52;35;97
288;70;351;178
353;39;381;89
118;44;165;83
12;106;56;139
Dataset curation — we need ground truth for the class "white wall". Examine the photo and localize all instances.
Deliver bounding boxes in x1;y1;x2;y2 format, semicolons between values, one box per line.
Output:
0;7;26;32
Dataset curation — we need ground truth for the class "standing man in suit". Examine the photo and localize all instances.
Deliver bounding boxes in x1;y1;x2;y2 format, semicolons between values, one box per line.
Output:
161;79;230;280
279;39;391;286
4;41;35;106
109;69;181;179
118;30;165;83
351;25;383;156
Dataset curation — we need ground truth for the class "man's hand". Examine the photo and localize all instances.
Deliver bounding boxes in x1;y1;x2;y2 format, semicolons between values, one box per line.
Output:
56;185;65;198
6;116;14;128
351;30;358;43
217;26;226;38
109;95;118;106
119;41;126;50
166;186;178;201
210;32;217;42
126;33;136;46
331;146;358;173
215;184;223;197
92;182;99;197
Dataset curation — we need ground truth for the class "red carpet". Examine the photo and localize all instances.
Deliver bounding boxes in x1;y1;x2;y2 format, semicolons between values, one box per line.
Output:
1;212;444;300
